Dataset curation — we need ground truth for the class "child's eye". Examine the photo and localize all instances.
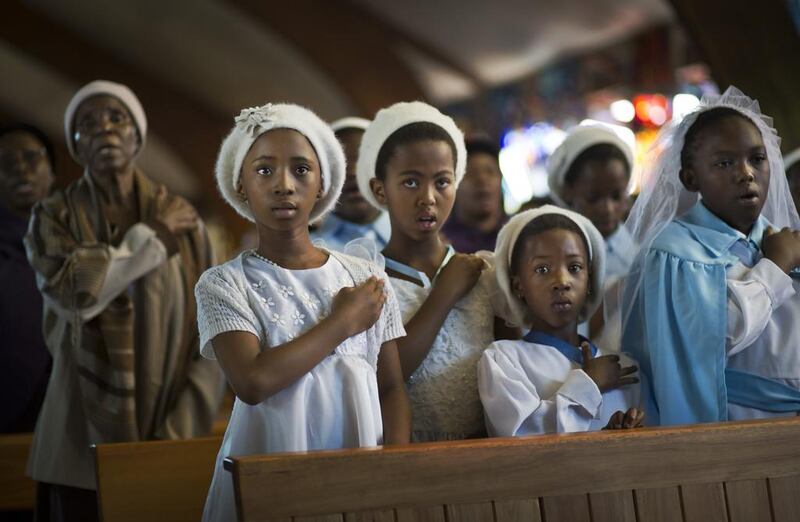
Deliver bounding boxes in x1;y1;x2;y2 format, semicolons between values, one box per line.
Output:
713;159;733;168
534;265;549;274
569;263;584;273
256;166;272;176
295;165;310;175
751;154;767;165
402;179;419;188
436;178;452;188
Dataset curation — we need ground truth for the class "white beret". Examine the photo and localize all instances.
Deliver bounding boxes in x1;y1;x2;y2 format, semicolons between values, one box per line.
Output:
330;117;371;133
215;103;346;223
356;101;466;210
547;124;634;205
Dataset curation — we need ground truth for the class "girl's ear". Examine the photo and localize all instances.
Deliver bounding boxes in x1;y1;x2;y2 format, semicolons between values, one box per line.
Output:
511;275;525;301
236;182;247;201
370;178;388;205
679;168;700;192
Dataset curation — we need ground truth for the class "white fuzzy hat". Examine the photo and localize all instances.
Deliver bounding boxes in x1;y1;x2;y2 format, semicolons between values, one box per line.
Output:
215;103;346;223
330;117;371;133
785;147;800;171
64;80;148;161
547;124;634;205
493;205;606;328
356;101;467;210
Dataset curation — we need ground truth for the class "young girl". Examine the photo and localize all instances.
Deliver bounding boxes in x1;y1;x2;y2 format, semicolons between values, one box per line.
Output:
356;101;507;441
547;123;636;347
195;104;410;522
621;87;800;425
478;206;643;435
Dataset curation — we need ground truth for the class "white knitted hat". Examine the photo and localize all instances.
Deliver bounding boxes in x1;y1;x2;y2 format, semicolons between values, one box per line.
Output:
547;124;634;205
330;117;371;133
64;80;147;161
215;103;346;223
493;205;606;328
356;101;467;210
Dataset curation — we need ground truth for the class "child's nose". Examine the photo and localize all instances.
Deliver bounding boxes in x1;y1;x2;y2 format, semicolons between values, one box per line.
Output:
273;170;295;193
417;184;436;206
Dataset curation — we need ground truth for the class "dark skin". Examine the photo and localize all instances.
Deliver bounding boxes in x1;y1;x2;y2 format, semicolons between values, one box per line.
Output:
453;151;504;232
215;129;410;444
512;228;641;429
562;157;630;238
786;162;800;216
72;95;197;239
371;139;510;380
333;128;381;224
0;130;54;218
680;115;800;274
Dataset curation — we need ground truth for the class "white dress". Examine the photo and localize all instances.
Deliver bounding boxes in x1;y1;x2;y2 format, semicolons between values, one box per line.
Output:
387;252;495;441
195;250;405;522
478;337;641;435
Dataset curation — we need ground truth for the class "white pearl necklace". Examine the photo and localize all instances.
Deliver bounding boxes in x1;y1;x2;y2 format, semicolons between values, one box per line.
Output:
249;249;278;267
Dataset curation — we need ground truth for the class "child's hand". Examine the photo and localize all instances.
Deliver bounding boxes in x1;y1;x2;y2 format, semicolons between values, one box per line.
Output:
763;226;800;273
434;253;487;303
581;342;639;392
603;408;645;430
330;277;386;338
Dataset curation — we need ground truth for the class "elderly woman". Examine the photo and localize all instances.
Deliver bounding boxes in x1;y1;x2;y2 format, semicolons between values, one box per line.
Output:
0;123;55;434
24;80;224;522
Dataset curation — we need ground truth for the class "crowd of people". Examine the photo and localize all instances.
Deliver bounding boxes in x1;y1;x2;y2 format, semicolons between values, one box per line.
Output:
2;79;800;522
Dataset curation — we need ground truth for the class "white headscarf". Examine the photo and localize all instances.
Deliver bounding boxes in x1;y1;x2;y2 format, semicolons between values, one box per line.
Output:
492;205;606;329
64;80;148;161
330;117;371;133
356;101;467;211
547;123;634;206
215;103;346;223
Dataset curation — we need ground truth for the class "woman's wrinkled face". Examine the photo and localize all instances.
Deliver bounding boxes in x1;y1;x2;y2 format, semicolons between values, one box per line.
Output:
73;95;139;175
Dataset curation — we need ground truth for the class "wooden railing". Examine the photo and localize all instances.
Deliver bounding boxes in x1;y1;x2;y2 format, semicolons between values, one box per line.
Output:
0;432;35;512
224;417;800;522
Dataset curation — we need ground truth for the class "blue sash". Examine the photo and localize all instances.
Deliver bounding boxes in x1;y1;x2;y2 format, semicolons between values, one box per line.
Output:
384;246;456;288
523;330;598;365
726;369;800;413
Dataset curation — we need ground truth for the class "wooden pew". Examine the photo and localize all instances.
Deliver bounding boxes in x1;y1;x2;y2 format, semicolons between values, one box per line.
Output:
94;436;221;522
224;417;800;522
0;432;35;512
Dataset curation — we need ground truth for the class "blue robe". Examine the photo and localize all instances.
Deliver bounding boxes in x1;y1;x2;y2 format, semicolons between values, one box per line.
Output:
622;201;800;425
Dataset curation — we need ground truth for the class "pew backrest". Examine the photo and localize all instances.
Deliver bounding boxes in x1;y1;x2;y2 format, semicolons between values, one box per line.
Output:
0;432;35;512
94;436;221;522
225;417;800;522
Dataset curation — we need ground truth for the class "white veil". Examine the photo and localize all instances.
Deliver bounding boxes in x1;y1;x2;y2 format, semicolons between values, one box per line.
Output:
617;86;800;341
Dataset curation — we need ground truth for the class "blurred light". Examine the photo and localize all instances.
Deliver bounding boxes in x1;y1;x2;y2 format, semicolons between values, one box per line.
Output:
609;99;635;123
672;93;701;123
649;105;667;126
499;123;566;213
633;94;669;127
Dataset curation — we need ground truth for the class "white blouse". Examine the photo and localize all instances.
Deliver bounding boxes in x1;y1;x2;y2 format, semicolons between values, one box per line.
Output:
478;339;641;435
390;266;495;442
195;250;405;522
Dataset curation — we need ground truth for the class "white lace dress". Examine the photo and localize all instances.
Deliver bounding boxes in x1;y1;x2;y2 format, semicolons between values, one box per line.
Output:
195;250;405;522
389;260;495;442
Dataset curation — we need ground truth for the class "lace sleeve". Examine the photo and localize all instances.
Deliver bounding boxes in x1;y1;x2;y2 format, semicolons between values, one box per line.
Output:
194;265;262;360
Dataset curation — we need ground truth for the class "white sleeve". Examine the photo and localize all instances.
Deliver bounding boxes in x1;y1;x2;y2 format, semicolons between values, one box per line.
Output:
477;348;603;436
194;266;262;359
726;258;796;355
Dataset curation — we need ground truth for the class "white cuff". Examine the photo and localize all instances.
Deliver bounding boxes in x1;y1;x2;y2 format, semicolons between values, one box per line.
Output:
751;258;796;309
559;369;603;417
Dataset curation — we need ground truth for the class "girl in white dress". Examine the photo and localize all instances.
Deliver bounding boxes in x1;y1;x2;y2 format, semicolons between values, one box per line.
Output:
195;104;410;522
478;206;644;435
356;102;514;441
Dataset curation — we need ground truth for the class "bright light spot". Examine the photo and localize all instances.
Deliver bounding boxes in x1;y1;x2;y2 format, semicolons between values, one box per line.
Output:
672;93;701;123
610;99;635;123
649;105;667;126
